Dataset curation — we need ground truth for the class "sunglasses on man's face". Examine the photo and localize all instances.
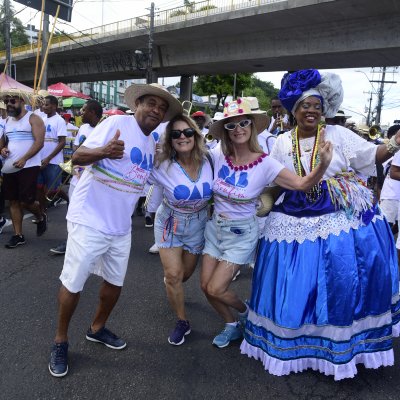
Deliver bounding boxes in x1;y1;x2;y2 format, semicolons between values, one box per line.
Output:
224;119;252;131
170;128;196;139
4;98;18;105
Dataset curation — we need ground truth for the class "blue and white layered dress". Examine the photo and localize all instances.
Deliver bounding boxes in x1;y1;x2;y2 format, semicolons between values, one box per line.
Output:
240;125;400;380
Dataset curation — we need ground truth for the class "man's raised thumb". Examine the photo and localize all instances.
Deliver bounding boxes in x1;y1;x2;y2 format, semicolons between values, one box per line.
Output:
113;129;121;140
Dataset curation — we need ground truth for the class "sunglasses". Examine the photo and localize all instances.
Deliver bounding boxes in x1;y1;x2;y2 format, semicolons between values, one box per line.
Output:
224;119;252;131
4;98;18;105
170;128;196;139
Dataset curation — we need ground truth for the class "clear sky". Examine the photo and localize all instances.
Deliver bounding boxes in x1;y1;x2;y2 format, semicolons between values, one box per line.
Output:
11;0;400;126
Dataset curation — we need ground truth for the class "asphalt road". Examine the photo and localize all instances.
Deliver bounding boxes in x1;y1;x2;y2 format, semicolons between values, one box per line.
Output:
1;204;400;400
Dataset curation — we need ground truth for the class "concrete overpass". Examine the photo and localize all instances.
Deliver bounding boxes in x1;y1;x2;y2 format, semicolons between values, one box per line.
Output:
3;0;400;85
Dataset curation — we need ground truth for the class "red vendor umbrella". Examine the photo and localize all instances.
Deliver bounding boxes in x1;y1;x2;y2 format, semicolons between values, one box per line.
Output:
103;109;125;115
48;82;90;99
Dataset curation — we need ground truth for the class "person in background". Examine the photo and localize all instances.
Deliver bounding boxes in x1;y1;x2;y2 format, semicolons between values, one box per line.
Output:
241;69;400;381
0;91;46;248
37;95;68;213
267;97;290;135
50;100;103;255
379;124;400;264
191;111;212;136
324;109;351;127
0;101;12;233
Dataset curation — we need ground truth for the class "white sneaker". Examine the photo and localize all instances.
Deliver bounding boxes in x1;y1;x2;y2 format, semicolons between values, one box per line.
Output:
149;243;159;254
0;217;12;234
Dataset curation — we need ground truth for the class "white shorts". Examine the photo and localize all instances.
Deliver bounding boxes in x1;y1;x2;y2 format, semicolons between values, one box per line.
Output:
380;199;399;224
60;221;131;293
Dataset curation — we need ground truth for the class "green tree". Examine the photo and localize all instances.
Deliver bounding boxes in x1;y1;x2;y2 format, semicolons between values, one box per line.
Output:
0;4;30;51
243;76;279;113
193;73;252;114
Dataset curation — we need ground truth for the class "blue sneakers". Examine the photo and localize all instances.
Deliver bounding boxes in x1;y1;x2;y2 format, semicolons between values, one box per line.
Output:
86;326;126;349
212;324;243;348
168;320;191;345
49;342;69;378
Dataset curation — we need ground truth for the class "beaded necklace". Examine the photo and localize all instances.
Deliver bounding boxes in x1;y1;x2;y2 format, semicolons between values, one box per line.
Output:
225;153;267;171
291;125;322;202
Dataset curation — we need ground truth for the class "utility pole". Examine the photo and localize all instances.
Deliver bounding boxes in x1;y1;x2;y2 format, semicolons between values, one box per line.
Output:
370;67;397;125
146;2;155;84
363;91;373;126
4;0;11;76
40;13;49;89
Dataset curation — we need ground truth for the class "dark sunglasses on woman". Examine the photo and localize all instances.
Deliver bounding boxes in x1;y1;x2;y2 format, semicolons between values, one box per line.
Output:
170;128;196;139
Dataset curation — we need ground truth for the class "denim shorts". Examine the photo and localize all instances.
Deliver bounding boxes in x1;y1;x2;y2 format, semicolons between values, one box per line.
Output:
203;214;259;265
37;163;62;188
154;202;208;254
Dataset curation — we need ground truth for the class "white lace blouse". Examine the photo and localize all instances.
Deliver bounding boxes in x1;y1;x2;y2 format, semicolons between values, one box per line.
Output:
261;125;380;243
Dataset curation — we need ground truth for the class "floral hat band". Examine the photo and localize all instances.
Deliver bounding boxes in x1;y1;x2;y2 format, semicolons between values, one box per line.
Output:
223;98;251;117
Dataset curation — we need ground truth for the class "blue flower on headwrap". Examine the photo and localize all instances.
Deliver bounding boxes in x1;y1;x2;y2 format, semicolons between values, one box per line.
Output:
279;69;321;114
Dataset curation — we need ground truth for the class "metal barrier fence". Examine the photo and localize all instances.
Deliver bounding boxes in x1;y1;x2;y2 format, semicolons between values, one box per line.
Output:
0;0;283;59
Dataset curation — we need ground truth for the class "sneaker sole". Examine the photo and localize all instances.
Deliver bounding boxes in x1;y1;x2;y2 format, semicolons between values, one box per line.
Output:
5;241;26;249
149;249;159;254
85;335;127;350
48;363;68;378
212;335;242;349
145;224;154;228
167;329;191;346
50;249;66;255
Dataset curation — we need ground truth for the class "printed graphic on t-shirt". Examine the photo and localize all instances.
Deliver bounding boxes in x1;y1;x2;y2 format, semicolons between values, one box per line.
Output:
93;146;153;194
172;181;212;211
151;131;160;143
214;166;249;203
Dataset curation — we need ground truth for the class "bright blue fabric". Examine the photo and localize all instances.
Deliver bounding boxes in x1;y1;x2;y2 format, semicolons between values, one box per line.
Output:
244;211;399;364
278;69;321;113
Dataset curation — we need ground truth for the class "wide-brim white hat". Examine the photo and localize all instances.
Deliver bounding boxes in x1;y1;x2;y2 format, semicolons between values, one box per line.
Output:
124;83;183;122
208;98;268;139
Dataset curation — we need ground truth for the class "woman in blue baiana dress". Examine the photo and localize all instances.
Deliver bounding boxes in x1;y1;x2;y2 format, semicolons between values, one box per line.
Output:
241;69;400;380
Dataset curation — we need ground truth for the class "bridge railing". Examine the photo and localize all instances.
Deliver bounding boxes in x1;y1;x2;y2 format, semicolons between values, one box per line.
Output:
0;0;283;59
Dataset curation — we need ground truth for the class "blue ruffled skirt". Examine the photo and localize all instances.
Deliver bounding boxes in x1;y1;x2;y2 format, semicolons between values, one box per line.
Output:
241;187;400;380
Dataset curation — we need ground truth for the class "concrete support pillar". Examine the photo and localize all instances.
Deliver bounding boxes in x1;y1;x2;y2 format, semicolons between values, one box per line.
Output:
149;71;158;84
179;75;192;101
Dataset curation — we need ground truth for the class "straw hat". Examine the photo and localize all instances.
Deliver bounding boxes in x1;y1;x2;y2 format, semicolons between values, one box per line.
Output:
208;98;269;139
333;110;351;119
242;97;266;114
0;88;32;104
38;89;49;97
124;83;183;122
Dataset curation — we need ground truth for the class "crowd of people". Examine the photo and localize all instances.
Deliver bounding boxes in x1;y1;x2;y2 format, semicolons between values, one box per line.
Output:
0;70;400;382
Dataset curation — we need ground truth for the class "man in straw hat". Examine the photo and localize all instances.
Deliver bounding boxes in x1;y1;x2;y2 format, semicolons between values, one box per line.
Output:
48;83;182;378
324;109;352;127
0;90;47;248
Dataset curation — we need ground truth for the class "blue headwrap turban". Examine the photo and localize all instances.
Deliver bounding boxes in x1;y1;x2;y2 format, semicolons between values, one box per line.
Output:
279;69;344;118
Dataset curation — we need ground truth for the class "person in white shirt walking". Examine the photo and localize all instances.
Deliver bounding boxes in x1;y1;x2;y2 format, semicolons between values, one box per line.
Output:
37;95;68;213
0;91;47;248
